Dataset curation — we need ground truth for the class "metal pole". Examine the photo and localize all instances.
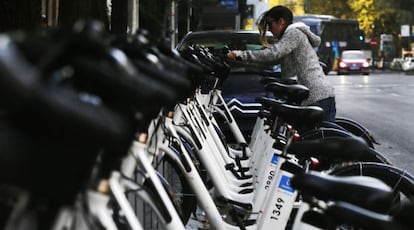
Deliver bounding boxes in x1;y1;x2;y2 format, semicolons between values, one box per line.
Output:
187;0;192;33
128;0;139;34
170;0;177;49
46;0;59;26
41;0;47;16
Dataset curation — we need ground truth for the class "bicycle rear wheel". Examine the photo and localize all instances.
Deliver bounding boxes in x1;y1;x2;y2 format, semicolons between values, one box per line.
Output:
334;117;378;149
299;128;392;167
329;162;414;214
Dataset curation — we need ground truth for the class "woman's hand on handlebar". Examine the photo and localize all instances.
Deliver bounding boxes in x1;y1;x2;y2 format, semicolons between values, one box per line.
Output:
227;50;237;60
227;50;243;61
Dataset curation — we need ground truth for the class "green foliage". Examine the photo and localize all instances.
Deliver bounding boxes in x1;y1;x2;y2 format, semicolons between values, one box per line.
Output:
305;0;355;19
304;0;414;38
347;0;377;37
396;0;414;25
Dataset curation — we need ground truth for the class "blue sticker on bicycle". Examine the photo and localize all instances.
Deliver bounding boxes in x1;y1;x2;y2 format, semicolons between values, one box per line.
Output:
271;154;279;165
278;175;295;193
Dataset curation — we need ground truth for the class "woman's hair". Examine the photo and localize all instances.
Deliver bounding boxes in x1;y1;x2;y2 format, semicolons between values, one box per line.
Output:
258;5;293;46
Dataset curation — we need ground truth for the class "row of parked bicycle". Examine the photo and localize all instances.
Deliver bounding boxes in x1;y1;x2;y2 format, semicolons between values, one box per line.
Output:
0;21;413;230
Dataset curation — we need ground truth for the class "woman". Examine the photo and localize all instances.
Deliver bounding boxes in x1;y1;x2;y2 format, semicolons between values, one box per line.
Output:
227;5;336;122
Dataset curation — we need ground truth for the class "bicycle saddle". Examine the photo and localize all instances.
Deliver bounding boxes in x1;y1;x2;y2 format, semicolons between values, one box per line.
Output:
291;171;393;213
287;136;372;162
258;69;282;78
264;81;309;105
269;103;324;130
259;76;297;85
323;202;408;230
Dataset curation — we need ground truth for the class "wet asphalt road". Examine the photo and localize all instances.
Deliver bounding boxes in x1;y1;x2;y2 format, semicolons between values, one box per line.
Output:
328;70;414;175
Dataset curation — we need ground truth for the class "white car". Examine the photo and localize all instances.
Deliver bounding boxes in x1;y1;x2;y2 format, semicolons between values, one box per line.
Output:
401;57;414;72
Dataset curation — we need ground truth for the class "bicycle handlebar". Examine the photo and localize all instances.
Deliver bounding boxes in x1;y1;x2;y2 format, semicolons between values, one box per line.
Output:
0;37;133;150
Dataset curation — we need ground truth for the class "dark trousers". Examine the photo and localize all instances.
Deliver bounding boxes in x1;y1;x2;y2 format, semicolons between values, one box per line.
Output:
312;97;336;122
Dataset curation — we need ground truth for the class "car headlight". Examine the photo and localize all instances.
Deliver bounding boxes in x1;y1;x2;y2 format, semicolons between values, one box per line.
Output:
362;62;369;68
339;62;347;68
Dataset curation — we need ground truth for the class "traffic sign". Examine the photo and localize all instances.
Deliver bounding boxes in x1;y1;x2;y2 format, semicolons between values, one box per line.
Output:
369;38;378;46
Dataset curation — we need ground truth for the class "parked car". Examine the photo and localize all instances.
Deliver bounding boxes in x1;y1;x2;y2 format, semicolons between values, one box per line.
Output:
401;57;414;72
176;30;329;141
337;50;370;75
390;58;404;71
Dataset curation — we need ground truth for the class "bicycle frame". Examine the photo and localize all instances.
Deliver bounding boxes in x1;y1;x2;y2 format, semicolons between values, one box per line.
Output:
87;134;187;230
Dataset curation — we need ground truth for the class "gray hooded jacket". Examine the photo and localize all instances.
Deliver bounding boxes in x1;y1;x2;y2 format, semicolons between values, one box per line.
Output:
235;22;335;105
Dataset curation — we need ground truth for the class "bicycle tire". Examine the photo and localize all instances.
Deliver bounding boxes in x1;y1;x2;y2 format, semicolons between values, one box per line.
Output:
152;151;197;225
329;162;414;214
301;127;354;140
335;117;378;149
300;128;391;165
